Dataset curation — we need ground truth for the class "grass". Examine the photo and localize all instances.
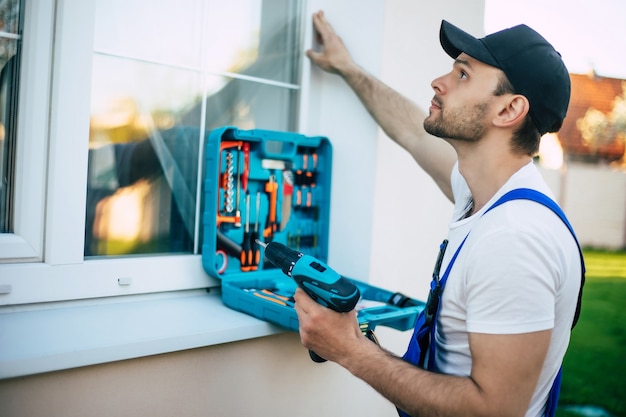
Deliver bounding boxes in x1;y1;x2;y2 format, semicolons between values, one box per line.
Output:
556;249;626;417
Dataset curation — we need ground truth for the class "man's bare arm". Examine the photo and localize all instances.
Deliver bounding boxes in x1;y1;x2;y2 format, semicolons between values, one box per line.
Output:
306;11;456;201
345;332;549;417
295;288;550;417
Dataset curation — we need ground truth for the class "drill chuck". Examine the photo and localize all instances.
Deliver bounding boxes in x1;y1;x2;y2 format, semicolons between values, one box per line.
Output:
263;240;302;277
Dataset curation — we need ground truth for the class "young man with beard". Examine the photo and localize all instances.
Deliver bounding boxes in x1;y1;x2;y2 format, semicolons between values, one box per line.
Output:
294;11;583;417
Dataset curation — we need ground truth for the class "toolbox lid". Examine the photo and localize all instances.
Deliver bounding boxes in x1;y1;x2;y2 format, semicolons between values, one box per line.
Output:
201;126;333;281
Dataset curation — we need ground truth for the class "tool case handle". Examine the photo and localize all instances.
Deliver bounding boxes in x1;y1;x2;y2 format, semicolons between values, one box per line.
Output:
232;128;325;160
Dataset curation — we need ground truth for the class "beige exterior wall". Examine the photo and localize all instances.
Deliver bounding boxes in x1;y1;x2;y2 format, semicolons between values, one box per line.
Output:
0;333;401;417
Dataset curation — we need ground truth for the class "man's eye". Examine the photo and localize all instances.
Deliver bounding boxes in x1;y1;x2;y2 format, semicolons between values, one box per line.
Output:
460;71;468;79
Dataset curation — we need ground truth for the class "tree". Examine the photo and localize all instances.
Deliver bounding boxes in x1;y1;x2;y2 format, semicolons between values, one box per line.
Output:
577;81;626;166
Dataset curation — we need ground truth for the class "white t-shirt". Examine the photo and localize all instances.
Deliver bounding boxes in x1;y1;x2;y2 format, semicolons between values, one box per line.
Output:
434;161;582;417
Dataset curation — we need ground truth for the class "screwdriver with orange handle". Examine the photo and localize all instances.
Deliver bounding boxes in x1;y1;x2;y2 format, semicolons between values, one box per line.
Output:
241;142;250;191
240;193;252;271
263;175;278;241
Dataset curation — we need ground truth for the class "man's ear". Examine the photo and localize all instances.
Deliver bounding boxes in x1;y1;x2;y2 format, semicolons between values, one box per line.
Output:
493;95;529;129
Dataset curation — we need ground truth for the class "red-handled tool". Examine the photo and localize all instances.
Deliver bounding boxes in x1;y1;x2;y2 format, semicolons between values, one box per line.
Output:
264;175;278;241
241;142;250;191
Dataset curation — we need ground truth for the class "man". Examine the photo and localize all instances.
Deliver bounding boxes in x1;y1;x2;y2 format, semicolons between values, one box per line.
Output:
294;11;583;417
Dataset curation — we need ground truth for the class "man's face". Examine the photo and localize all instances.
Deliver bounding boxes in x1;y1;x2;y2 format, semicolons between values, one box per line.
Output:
424;53;503;142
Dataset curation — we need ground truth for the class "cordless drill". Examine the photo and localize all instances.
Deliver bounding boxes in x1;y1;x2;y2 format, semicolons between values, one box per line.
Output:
256;240;361;362
256;240;360;312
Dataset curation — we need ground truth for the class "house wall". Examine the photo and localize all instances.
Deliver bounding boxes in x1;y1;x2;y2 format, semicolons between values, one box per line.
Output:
368;0;484;302
0;332;404;417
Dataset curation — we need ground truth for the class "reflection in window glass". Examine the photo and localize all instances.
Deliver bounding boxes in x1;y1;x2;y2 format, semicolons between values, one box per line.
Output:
87;56;203;256
0;0;22;233
87;0;303;257
203;0;301;84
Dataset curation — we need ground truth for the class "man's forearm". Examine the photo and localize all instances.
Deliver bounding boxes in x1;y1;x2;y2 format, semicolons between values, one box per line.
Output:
338;65;456;200
339;64;427;152
340;341;489;417
306;10;456;199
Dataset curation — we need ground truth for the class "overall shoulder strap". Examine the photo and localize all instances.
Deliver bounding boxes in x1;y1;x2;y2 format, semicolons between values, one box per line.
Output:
485;188;578;246
440;189;582;279
438;188;584;327
483;188;585;328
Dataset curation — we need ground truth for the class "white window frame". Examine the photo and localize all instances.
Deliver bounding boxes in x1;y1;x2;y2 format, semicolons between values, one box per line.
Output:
0;0;51;263
1;0;319;305
0;0;314;379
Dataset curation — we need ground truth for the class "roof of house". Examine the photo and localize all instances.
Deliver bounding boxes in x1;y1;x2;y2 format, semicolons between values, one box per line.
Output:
558;72;625;161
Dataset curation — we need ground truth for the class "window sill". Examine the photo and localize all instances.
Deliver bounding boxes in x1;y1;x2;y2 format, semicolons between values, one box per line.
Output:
0;289;284;379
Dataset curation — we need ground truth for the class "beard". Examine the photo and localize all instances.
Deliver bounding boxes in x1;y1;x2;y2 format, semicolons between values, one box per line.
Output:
424;98;489;142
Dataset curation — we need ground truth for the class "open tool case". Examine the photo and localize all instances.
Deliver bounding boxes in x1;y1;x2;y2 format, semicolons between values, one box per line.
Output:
202;126;424;333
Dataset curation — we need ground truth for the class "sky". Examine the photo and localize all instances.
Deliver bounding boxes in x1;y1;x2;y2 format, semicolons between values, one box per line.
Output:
485;0;626;79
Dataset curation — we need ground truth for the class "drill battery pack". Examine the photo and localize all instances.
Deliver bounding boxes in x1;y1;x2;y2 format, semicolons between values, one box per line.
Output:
202;126;424;333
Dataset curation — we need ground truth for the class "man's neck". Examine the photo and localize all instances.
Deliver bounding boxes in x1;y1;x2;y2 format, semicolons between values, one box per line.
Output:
454;139;532;215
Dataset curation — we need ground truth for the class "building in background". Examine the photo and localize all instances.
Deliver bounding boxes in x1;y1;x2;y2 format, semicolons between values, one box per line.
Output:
561;72;625;164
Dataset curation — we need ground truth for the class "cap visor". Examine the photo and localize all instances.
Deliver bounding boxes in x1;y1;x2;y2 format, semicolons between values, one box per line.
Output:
440;20;499;67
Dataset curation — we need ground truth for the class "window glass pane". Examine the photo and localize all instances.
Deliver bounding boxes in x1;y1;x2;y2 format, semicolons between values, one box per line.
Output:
87;55;203;256
203;76;298;132
87;1;302;258
94;0;302;85
0;0;22;233
93;0;205;69
203;0;302;84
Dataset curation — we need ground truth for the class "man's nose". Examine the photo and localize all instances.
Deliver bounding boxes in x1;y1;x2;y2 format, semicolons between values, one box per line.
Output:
431;75;445;94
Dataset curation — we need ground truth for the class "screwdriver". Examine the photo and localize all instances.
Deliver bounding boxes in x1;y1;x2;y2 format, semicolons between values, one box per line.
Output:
250;191;261;270
264;175;278;241
240;193;252;272
256;240;361;362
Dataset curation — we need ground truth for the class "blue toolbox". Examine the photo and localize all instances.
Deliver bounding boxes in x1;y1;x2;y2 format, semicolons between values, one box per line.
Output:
202;126;424;335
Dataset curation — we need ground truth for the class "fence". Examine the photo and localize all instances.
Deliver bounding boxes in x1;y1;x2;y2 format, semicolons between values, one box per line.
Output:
539;162;626;250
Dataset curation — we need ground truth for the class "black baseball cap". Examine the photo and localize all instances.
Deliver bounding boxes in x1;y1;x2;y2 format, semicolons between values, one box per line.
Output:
439;20;570;135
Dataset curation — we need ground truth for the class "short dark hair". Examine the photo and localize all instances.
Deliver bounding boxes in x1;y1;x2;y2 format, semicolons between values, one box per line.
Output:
493;74;541;156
